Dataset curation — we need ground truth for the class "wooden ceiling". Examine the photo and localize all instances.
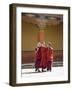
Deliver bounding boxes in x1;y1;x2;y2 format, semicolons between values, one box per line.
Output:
22;13;63;26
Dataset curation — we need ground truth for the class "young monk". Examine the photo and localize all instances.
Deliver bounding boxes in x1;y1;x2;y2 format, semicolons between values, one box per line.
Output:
40;42;47;72
46;42;53;71
35;42;41;72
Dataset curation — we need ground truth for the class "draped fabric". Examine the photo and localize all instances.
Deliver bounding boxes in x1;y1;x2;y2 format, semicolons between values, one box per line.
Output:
40;47;47;69
35;46;53;69
46;47;53;61
46;47;53;70
35;47;41;68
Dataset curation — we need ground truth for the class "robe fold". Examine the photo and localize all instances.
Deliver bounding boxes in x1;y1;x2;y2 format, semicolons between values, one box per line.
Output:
46;47;53;70
35;47;41;68
40;47;47;69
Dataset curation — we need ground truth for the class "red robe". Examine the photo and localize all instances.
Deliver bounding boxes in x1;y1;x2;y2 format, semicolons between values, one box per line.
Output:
46;47;53;69
40;47;47;69
35;47;41;68
47;47;53;61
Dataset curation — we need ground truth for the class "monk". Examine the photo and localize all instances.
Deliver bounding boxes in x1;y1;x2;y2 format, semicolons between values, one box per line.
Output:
46;42;53;71
35;42;41;72
40;42;47;72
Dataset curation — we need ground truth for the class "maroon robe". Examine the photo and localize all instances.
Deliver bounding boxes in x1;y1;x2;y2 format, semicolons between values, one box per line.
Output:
35;47;41;68
46;47;53;70
40;47;47;69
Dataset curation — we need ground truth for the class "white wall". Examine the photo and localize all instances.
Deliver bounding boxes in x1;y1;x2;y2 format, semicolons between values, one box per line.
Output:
0;0;72;90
